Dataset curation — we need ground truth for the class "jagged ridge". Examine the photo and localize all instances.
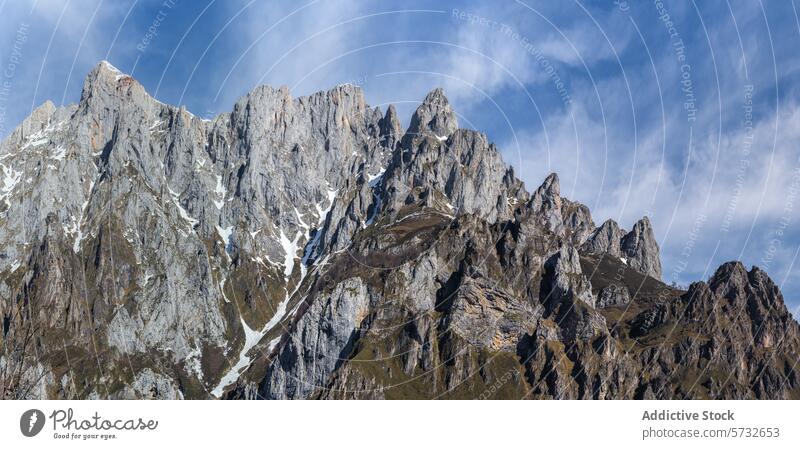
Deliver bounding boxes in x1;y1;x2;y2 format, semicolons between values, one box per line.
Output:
0;61;797;400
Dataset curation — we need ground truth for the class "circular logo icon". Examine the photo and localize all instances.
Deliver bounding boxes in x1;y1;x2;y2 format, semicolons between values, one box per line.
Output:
20;409;45;437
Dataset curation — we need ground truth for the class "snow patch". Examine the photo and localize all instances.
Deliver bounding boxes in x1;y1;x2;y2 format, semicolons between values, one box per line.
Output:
71;179;96;254
302;187;338;266
72;230;84;253
210;317;263;398
213;175;225;209
185;346;204;381
101;60;122;74
278;230;302;279
367;168;385;187
313;187;338;220
169;187;198;228
50;145;66;161
218;277;230;303
365;174;384;227
216;225;234;250
253;255;278;268
31;139;48;146
294;207;309;231
0;163;22;200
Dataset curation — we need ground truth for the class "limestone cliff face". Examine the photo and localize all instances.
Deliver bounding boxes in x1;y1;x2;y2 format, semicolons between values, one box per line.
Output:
1;62;797;400
583;216;662;280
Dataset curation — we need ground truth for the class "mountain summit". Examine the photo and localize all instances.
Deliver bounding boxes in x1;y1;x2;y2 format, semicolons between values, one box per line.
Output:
0;62;797;399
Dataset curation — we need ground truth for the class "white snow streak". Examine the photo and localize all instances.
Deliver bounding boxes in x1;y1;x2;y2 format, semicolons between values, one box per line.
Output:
216;225;234;249
169;187;198;227
71;180;95;253
210;317;262;397
185;347;204;382
211;185;341;397
50;145;66;161
367;168;385;186
0;163;22;200
213;175;225;209
278;230;302;279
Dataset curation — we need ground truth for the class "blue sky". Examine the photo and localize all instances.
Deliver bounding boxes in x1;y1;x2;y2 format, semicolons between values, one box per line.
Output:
1;0;799;314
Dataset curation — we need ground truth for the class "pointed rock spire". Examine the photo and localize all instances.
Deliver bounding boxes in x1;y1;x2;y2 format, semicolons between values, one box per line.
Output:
537;172;560;197
582;219;625;257
78;60;149;128
80;60;133;98
708;261;749;302
561;198;595;245
407;88;458;138
527;173;563;234
621;216;662;279
542;246;605;341
379;104;402;146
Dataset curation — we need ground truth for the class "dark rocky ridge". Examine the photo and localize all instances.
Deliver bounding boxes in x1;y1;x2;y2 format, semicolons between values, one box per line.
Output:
0;62;797;399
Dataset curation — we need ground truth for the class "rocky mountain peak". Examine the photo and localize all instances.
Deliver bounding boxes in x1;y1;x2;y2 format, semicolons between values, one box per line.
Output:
81;60;141;101
407;88;458;138
1;63;797;400
708;261;750;299
379;104;402;146
526;172;563;234
581;219;624;256
708;261;791;316
0;100;58;152
620;216;662;279
539;172;560;196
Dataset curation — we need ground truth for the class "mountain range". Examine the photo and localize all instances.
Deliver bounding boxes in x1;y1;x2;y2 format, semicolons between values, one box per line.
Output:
0;61;798;399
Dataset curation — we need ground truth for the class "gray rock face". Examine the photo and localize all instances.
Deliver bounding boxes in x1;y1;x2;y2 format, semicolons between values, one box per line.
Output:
114;368;184;400
2;61;797;400
582;219;625;257
596;284;631;308
445;277;540;352
527;173;563;235
561;198;595;245
581;216;662;280
405;88;458;138
707;261;798;349
380;92;524;224
540;247;606;342
620;217;662;279
260;277;370;400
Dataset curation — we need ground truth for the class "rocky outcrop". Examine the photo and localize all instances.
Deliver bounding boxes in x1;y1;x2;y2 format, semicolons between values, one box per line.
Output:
540;247;607;342
582;219;625;257
526;173;563;235
380;91;525;224
581;216;662;280
561;198;595;245
620;217;662;279
596;284;631;308
1;61;797;400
